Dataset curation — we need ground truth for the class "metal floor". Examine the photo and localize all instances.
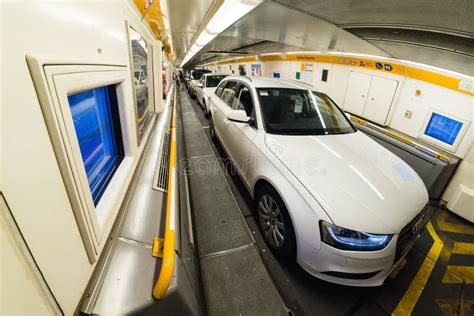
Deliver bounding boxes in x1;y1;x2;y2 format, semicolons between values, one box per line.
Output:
178;87;287;315
180;85;474;316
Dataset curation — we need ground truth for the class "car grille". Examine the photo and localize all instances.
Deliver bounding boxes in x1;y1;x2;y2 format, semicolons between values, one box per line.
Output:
394;206;429;263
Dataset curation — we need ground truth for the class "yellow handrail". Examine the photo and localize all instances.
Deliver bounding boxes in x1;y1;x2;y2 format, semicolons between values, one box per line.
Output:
153;88;177;299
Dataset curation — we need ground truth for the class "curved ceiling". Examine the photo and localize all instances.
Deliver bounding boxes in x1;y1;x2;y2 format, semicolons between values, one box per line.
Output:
170;0;474;75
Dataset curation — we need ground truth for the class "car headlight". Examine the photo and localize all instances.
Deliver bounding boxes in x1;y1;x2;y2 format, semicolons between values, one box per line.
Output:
320;221;392;251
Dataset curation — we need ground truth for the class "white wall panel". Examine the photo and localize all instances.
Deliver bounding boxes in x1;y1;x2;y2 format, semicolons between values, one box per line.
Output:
1;1;160;314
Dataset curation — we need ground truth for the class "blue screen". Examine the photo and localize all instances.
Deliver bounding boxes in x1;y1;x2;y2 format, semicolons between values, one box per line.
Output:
273;72;281;78
68;86;124;205
424;113;463;145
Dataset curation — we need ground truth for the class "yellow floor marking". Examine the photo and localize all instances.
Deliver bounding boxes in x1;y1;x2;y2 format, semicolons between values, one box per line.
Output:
442;268;464;283
201;125;210;129
453;242;474;255
442;266;474;284
392;221;444;316
390;258;408;279
436;299;459;316
436;211;474;235
437;298;474;316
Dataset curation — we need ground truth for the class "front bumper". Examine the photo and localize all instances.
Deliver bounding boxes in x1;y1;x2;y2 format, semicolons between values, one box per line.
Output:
298;207;430;287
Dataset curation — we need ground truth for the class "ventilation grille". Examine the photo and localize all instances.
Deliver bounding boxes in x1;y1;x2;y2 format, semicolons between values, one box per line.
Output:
153;131;171;192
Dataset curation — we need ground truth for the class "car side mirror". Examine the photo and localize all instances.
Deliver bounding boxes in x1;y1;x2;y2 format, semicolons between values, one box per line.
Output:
227;109;251;123
197;83;203;88
345;112;352;120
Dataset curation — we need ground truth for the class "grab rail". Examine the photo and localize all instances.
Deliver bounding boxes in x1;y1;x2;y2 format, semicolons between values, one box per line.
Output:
153;87;178;299
350;115;452;165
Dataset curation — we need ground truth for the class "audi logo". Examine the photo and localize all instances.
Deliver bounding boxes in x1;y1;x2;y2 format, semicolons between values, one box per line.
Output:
412;214;425;234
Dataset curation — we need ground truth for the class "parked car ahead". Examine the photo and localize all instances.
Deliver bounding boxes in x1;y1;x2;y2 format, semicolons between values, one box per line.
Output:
187;69;211;99
208;76;429;286
196;73;228;117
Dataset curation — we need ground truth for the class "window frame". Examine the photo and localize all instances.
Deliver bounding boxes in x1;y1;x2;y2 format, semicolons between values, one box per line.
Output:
215;80;227;97
232;83;258;129
219;80;239;107
126;24;154;146
29;63;139;263
418;108;470;153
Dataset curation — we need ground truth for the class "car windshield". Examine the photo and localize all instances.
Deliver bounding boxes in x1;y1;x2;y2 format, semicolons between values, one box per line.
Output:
257;88;356;135
205;75;227;88
191;70;211;80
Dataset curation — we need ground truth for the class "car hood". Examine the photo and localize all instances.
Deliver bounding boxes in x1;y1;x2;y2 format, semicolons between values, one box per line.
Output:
265;131;428;234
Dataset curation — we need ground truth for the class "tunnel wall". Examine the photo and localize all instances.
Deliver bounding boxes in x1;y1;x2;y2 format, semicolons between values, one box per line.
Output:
1;1;166;314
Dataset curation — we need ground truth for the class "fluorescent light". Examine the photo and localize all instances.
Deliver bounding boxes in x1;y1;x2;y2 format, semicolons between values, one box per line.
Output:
180;0;262;67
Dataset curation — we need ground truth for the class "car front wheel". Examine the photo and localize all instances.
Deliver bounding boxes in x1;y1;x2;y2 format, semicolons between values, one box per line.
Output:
256;185;296;257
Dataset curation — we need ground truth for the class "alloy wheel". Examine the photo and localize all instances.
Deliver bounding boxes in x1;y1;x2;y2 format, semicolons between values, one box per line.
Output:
258;194;285;248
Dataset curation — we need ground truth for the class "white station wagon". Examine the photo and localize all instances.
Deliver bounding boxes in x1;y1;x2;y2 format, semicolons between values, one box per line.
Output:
196;73;228;117
208;76;429;286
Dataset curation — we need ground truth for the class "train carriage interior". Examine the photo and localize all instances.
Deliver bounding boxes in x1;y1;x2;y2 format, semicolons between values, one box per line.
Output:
1;1;473;315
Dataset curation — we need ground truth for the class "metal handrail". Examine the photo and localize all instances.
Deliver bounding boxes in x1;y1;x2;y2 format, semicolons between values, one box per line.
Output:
350;115;452;165
153;87;178;299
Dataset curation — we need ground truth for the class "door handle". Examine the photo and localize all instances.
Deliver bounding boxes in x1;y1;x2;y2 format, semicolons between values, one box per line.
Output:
224;118;230;126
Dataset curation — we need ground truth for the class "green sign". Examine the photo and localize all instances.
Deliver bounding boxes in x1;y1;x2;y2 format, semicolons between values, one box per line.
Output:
296;72;301;80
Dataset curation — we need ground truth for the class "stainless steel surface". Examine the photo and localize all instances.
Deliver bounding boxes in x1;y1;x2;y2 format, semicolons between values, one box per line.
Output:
91;238;157;314
274;0;473;37
153;131;171;193
167;0;217;62
120;96;173;244
187;1;388;66
272;0;474;74
77;116;158;314
367;40;474;76
88;86;201;315
352;120;460;201
180;0;473;74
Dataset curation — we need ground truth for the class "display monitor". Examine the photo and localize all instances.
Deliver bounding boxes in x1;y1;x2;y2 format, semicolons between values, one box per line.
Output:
424;112;463;145
68;85;124;205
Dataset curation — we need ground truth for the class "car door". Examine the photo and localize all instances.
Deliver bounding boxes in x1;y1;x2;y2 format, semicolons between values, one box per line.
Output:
227;84;258;184
212;80;239;153
196;77;204;105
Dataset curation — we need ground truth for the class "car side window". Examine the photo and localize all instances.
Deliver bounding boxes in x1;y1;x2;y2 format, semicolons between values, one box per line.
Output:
232;85;257;128
220;81;238;106
215;81;227;97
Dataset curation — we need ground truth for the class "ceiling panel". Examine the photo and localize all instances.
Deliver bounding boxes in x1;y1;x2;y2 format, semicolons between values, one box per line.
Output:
274;0;474;36
167;0;216;62
185;1;388;67
368;41;474;75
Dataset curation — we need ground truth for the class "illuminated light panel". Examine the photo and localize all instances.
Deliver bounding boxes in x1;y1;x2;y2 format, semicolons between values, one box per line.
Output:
180;0;262;67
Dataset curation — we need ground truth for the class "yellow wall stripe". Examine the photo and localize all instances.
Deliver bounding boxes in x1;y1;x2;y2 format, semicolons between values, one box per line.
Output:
203;53;473;96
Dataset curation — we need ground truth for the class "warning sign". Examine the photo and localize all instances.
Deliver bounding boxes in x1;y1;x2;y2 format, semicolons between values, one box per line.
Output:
384;64;393;71
360;61;365;67
376;62;383;69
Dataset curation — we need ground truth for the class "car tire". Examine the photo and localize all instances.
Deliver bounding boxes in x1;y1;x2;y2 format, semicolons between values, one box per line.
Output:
209;116;217;141
256;185;296;257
